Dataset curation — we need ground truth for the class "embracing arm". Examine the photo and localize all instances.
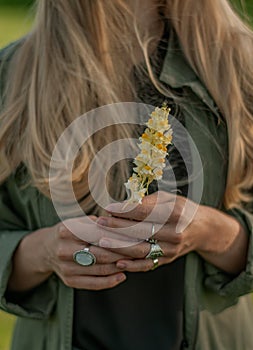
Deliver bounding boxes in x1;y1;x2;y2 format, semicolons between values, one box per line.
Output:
191;205;249;275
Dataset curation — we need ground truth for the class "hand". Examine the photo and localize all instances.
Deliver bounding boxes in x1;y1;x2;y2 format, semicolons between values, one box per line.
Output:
43;216;128;290
96;191;248;274
8;216;127;293
96;192;196;271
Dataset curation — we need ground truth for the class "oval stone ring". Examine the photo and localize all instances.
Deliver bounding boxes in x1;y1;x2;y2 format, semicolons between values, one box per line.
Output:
73;247;97;266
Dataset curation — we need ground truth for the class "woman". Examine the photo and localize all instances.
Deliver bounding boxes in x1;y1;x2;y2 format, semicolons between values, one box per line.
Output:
0;0;253;349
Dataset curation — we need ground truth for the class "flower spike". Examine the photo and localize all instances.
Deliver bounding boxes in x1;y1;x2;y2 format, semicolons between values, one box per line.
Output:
124;104;173;204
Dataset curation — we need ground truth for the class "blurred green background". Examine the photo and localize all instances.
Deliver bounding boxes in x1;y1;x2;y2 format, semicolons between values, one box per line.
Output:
0;0;33;48
0;0;253;48
0;1;253;350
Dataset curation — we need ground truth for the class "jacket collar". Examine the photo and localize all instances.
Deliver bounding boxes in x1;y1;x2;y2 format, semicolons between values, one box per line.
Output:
159;36;221;122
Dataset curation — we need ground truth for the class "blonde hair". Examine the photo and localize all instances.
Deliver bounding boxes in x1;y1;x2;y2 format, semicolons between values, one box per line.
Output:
0;0;253;210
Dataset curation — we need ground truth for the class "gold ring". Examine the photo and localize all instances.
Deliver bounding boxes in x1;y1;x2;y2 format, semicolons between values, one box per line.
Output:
151;258;159;270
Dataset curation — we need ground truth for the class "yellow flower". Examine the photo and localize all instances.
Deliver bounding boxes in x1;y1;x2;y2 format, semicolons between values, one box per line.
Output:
125;104;172;204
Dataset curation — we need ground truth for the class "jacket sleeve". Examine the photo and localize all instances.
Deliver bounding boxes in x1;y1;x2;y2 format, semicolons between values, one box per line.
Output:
203;205;253;299
0;42;59;319
0;176;58;320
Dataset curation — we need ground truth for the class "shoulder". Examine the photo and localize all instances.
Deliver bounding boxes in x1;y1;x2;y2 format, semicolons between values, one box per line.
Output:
0;39;25;80
0;39;24;99
0;39;24;63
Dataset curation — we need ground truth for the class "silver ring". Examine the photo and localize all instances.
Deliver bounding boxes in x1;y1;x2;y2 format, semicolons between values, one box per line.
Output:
151;258;159;270
73;247;96;266
151;222;155;237
145;222;156;244
145;241;164;260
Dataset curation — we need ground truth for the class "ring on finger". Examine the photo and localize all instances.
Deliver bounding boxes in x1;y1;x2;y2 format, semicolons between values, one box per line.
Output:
73;247;97;266
151;258;159;270
145;222;157;244
145;241;164;260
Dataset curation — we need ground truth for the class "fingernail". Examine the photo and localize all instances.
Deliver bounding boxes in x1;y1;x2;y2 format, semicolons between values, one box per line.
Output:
117;273;127;282
106;202;135;213
117;262;127;269
105;204;117;212
105;203;125;212
99;238;112;248
97;218;108;226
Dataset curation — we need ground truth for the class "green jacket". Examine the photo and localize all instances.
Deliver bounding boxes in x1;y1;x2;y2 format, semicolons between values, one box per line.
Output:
1;40;253;350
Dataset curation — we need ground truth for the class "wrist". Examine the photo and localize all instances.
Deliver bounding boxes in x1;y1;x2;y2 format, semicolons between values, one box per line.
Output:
19;227;53;275
193;205;249;274
189;205;212;253
7;228;53;292
192;205;237;254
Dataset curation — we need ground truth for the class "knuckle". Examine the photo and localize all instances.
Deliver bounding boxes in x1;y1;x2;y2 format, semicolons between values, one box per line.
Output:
142;193;156;205
57;226;70;239
139;245;147;258
138;205;149;219
97;252;109;264
174;233;183;244
98;264;110;275
55;245;67;259
173;207;182;222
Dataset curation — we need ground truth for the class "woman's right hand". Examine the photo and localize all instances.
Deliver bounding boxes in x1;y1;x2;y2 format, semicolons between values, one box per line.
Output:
44;217;127;290
8;216;127;293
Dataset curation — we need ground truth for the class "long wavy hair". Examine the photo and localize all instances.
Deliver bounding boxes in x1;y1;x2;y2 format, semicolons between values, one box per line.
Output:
0;0;253;210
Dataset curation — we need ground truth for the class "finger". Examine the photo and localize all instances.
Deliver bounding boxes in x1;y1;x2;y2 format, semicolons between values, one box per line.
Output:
117;259;156;272
89;245;130;263
106;190;175;208
58;218;124;245
97;216;151;240
58;215;97;236
99;239;147;256
59;262;125;277
63;273;127;290
97;216;181;243
105;196;179;223
98;238;180;261
55;241;129;263
115;257;173;272
116;256;179;272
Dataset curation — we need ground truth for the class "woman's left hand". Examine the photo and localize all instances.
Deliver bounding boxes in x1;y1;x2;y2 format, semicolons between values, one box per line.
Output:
96;191;248;274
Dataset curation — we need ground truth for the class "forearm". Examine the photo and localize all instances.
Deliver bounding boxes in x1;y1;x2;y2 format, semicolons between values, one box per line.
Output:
196;207;249;275
7;228;53;292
